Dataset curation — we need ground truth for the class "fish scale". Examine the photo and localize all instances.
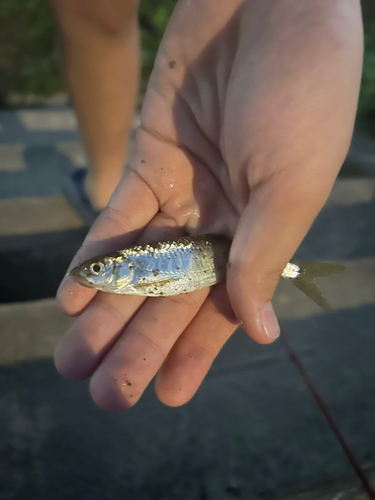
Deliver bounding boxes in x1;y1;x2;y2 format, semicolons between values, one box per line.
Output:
121;236;229;295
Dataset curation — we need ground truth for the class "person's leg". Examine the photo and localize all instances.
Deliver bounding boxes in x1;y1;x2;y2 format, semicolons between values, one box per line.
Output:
51;0;139;209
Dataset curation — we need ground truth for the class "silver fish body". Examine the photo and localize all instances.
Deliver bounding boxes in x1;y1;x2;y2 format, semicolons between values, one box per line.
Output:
70;234;345;309
70;235;231;297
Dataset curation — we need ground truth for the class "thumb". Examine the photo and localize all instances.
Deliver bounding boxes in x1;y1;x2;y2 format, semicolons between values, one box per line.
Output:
226;172;334;344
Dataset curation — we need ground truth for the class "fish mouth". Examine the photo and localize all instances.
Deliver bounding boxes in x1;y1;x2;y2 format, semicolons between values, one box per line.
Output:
69;266;91;286
69;266;82;278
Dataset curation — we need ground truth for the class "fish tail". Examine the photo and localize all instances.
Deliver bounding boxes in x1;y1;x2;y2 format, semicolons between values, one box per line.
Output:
284;259;346;311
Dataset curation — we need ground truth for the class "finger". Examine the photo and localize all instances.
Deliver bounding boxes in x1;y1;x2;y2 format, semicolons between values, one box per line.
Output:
154;282;239;407
57;168;159;316
226;172;334;344
89;288;210;411
54;292;145;379
54;213;185;380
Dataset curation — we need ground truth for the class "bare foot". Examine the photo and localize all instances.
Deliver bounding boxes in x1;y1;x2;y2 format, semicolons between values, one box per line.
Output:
84;166;124;210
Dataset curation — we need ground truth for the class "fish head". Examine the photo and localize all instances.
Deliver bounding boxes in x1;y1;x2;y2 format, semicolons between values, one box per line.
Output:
69;253;134;292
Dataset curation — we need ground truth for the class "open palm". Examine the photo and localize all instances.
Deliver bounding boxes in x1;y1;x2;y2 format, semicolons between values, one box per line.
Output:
55;0;362;410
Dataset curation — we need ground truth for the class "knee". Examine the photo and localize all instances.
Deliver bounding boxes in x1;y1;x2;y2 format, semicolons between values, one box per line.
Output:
51;0;139;36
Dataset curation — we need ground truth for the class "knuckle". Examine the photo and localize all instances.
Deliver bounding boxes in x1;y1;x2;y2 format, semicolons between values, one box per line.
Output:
132;330;167;358
88;206;134;242
94;296;128;323
180;337;216;362
99;205;131;231
226;256;250;282
226;256;281;307
167;291;201;310
169;293;191;307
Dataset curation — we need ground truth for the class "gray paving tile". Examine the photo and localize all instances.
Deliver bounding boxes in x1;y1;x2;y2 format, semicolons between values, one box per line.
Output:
0;143;26;172
0;146;65;200
0;229;87;303
0;299;72;365
296;200;375;261
284;483;372;500
0;196;84;236
18;110;78;131
281;304;375;471
274;257;375;319
2;307;373;499
343;130;375;177
6;92;69;107
0;110;79;146
56;141;87;167
327;178;375;206
275;189;375;319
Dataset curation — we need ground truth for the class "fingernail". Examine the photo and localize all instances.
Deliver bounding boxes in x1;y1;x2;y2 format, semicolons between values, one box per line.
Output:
262;301;280;339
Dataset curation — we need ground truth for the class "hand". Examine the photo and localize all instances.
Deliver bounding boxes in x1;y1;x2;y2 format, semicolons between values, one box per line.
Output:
55;0;363;410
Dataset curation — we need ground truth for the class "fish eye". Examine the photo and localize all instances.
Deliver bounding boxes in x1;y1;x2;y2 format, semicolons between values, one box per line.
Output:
89;262;105;276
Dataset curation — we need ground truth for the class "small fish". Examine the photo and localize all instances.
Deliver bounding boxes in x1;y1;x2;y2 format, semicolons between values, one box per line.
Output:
70;234;345;310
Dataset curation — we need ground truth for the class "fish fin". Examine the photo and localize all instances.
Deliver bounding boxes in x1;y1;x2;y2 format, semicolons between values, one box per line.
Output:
285;260;345;311
290;259;346;277
289;276;332;311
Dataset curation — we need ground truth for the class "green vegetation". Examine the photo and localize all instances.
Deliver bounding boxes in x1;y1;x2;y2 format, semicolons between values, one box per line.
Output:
360;22;375;113
0;0;177;103
0;0;374;129
0;0;61;101
139;0;177;88
356;21;375;136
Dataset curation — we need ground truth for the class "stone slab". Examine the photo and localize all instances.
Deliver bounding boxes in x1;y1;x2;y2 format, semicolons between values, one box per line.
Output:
327;178;375;206
56;141;87;167
0;299;72;365
0;111;79;146
274;257;375;320
0;146;70;200
18;110;78;132
6;92;69;107
0;144;25;172
1;306;375;499
0;229;87;303
0;196;84;236
296;200;375;262
342;130;375;178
